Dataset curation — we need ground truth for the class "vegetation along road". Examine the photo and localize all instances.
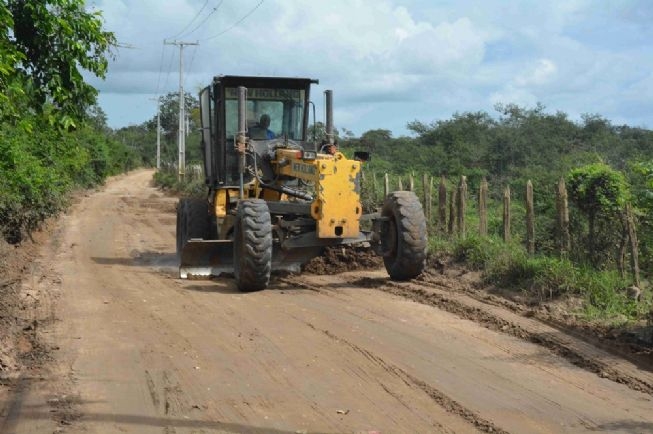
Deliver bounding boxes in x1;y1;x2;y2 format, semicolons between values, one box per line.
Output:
0;169;652;433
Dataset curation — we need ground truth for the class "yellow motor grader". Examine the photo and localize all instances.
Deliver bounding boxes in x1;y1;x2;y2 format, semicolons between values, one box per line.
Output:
176;75;427;291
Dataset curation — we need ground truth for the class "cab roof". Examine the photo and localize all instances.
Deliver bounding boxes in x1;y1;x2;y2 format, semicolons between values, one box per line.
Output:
213;75;319;89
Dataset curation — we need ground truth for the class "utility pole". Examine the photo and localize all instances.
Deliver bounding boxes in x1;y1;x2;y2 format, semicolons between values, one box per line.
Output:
164;39;199;181
148;97;161;169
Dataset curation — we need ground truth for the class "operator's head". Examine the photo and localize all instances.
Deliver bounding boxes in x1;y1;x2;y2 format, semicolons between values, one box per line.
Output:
260;114;270;128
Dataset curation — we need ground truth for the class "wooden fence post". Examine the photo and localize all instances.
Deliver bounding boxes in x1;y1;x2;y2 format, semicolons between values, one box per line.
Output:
398;177;404;191
618;212;628;278
625;203;641;288
429;176;434;229
457;176;467;237
448;186;457;235
503;186;511;242
556;178;570;255
422;174;431;223
526;180;535;255
409;174;414;192
384;173;390;197
479;178;488;237
438;176;447;234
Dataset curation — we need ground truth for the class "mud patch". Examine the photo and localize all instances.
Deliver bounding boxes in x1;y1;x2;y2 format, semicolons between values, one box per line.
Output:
47;391;82;427
302;245;382;274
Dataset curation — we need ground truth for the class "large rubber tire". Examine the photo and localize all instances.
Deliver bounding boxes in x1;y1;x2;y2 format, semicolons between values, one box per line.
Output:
176;198;210;260
233;199;272;292
381;191;427;280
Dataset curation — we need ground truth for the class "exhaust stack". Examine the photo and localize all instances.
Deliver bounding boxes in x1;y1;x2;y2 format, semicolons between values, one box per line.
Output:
325;90;334;145
237;86;247;198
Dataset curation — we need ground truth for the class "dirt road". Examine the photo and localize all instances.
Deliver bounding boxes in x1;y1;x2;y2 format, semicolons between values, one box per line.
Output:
2;169;653;433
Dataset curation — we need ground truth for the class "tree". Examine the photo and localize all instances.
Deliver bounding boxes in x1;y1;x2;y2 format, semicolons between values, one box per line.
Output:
6;0;116;126
146;91;199;144
360;129;392;152
86;103;109;133
305;122;355;145
567;162;629;266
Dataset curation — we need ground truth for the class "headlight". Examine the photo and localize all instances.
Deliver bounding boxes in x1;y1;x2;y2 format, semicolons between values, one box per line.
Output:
302;150;317;161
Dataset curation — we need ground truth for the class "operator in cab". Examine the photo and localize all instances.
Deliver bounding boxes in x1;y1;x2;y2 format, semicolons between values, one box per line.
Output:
251;114;275;140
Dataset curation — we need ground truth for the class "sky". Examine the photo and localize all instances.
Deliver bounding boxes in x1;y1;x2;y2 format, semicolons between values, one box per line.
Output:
87;0;653;137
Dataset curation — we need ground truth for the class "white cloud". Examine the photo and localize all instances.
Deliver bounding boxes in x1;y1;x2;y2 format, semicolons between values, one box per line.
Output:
91;0;653;133
515;59;558;86
489;85;538;109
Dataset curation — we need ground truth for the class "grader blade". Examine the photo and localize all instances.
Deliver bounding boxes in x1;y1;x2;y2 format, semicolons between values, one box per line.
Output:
179;240;324;279
179;240;234;279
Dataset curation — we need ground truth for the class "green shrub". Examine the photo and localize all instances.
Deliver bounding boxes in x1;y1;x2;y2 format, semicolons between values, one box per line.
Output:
0;118;137;243
153;168;205;197
433;233;646;322
579;270;644;321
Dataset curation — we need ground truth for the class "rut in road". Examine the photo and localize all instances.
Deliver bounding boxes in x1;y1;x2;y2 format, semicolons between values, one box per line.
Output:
303;321;508;434
287;271;653;432
286;272;653;396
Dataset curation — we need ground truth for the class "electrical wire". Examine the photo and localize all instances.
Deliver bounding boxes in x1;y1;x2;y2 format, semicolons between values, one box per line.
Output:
201;0;265;41
162;45;176;94
182;0;224;38
184;44;200;89
154;40;166;96
168;0;209;40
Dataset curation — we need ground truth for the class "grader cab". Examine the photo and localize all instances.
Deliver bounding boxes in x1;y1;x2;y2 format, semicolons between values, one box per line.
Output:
176;75;427;291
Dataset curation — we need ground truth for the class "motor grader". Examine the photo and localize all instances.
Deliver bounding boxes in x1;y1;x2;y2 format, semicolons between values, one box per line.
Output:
176;75;427;291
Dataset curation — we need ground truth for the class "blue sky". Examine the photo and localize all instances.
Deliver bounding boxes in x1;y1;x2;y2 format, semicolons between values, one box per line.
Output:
87;0;653;137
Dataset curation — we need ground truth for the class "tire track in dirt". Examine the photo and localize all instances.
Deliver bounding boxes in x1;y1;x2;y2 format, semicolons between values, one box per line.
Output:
286;272;653;432
303;320;510;434
317;273;653;396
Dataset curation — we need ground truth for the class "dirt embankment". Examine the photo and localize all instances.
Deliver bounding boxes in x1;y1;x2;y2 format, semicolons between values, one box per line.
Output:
0;232;51;377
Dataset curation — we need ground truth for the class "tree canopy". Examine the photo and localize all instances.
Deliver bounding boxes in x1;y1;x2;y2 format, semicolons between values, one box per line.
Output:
0;1;137;243
2;0;116;127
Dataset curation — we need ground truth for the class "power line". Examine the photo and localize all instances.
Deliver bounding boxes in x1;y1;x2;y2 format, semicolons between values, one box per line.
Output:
201;0;264;41
155;40;166;96
162;44;177;94
184;44;200;89
182;0;224;38
168;0;209;40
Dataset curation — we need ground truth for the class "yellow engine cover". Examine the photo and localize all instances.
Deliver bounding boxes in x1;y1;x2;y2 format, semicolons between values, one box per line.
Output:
310;153;362;238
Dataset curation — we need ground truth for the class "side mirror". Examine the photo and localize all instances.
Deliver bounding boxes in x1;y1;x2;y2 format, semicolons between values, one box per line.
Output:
354;151;370;162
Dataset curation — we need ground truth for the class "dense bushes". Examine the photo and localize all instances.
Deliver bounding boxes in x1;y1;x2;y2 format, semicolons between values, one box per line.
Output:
0;120;139;243
0;1;127;243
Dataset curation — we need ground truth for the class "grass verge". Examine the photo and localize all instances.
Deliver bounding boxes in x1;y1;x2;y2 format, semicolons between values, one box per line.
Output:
432;234;650;324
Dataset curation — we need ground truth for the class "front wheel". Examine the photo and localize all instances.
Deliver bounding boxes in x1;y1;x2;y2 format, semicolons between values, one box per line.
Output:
381;191;427;280
233;199;272;292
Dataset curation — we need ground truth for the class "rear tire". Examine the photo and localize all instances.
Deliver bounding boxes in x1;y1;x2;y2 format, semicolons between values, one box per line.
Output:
381;191;427;280
176;198;210;260
234;199;272;292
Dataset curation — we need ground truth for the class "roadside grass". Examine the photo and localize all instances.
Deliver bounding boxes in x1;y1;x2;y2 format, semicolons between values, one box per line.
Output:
431;234;650;324
153;166;205;197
